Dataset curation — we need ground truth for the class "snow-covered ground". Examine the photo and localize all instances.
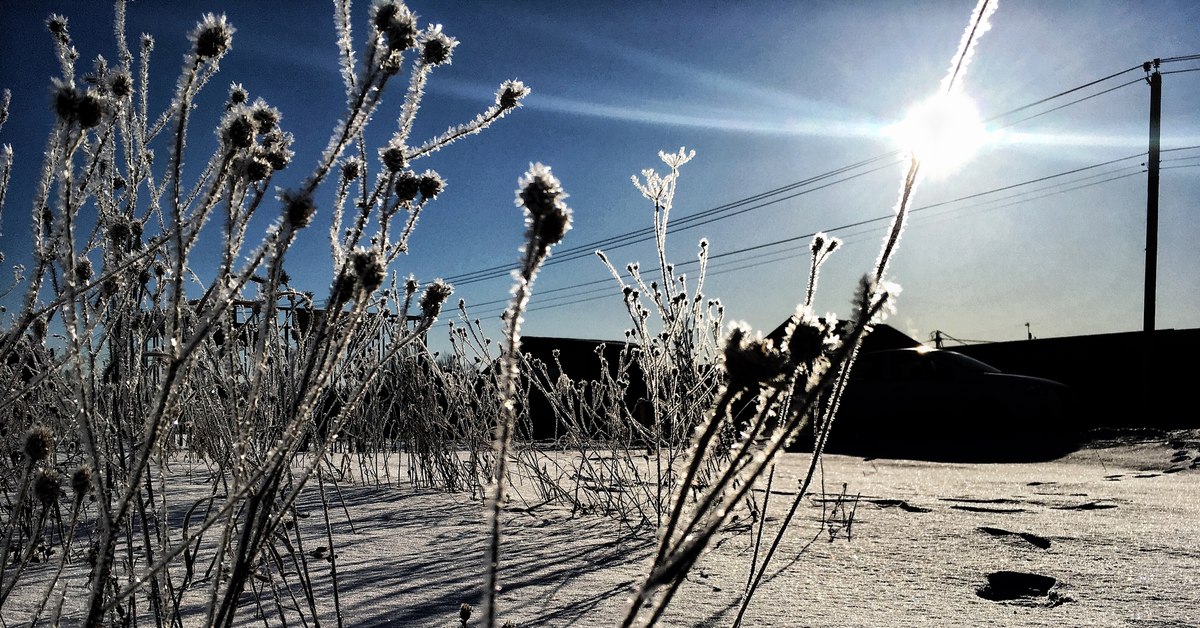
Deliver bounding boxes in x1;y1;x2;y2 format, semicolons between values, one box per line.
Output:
8;432;1199;627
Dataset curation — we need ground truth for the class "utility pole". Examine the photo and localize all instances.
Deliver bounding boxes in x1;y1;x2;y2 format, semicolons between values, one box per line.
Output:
1144;59;1161;334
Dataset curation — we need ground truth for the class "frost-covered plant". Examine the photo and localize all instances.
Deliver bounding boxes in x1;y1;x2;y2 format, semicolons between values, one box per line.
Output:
0;1;533;625
622;1;998;624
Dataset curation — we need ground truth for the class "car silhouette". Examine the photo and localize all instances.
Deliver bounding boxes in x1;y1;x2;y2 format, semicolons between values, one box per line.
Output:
807;347;1075;461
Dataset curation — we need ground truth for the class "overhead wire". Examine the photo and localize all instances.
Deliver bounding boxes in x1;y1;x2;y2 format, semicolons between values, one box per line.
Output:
441;60;1197;319
470;157;1152;317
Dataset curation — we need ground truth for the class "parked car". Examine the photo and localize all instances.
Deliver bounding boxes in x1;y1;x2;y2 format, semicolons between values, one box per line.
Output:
800;347;1076;461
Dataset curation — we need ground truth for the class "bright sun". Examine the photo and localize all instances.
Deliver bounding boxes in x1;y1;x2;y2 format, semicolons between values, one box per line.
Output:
889;92;987;176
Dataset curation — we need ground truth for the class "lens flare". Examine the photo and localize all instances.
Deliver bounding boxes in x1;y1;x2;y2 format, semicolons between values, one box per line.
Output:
889;92;987;176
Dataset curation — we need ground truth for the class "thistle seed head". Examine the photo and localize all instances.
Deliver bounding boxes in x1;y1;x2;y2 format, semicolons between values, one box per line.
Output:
24;425;54;463
191;13;234;60
109;71;133;100
496;80;530;110
341;157;363;182
108;217;132;248
238;154;271;182
227;82;249;109
47;14;69;39
71;466;93;501
350;247;386;294
35;470;63;506
52;81;104;128
394;170;420;202
222;109;256;149
372;1;418;51
417;170;444;201
280;189;316;229
74;258;93;284
722;323;787;391
250;100;280;133
419;25;457;66
517;163;572;246
380;142;408;172
419;279;453;319
516;163;565;219
260;131;294;170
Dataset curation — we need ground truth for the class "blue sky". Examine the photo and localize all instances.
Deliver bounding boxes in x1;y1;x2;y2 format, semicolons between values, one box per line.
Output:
2;0;1198;351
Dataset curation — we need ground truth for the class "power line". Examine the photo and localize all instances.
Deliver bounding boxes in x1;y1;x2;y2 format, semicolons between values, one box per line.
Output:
465;156;1152;318
445;61;1197;317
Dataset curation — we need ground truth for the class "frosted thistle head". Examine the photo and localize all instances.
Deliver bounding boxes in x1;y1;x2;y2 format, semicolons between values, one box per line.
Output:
250;99;280;133
238;154;271;182
221;108;256;149
350;247;386;294
191;13;234;60
372;1;418;52
226;82;249;109
260;130;294;170
52;80;104;128
74;258;93;284
419;25;457;66
24;425;54;463
418;170;444;201
722;323;788;392
35;470;63;506
419;279;453;319
394;170;420;202
379;141;408;172
340;157;363;182
71;466;93;501
47;14;69;42
108;71;133;100
517;163;572;246
280;189;316;230
496;80;530;110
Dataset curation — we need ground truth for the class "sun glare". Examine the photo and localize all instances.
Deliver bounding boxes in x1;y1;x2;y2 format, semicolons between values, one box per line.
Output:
889;92;987;176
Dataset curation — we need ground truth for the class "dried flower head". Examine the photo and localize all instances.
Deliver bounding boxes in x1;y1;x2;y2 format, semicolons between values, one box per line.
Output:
260;131;294;170
394;170;420;202
35;470;63;506
24;425;54;463
418;170;444;200
459;603;472;625
517;163;565;219
380;141;408;172
31;316;48;341
227;82;249;109
496;80;530;110
108;71;133;100
280;189;316;229
341;157;363;182
419;279;453;319
243;101;275;132
221;108;256;149
71;465;93;501
372;1;418;51
722;323;788;391
74;258;93;284
191;13;234;60
52;80;104;128
517;163;572;246
350;247;386;294
108;217;132;248
238;154;271;182
419;25;457;66
47;14;69;39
